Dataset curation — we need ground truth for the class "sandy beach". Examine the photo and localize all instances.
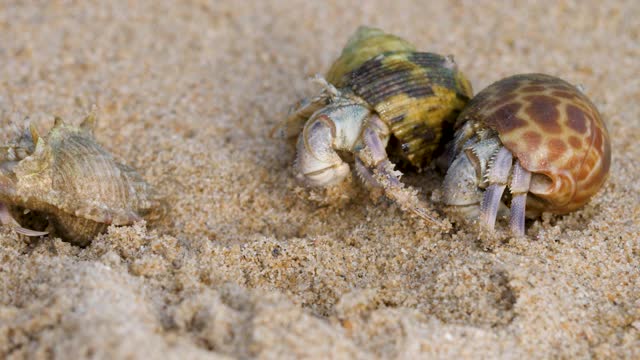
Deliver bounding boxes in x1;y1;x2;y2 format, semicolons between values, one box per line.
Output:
0;1;638;358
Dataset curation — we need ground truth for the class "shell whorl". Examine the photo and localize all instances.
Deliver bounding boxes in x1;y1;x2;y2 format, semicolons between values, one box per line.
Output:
326;26;416;87
344;51;473;167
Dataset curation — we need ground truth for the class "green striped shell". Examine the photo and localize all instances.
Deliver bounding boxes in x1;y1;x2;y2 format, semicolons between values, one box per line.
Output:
327;27;473;167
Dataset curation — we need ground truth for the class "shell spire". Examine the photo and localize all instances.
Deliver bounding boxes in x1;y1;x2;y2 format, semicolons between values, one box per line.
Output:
53;116;65;128
28;124;40;144
80;112;97;135
326;26;416;87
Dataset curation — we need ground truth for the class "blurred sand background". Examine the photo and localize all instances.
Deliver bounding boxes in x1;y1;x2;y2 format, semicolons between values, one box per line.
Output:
0;1;638;358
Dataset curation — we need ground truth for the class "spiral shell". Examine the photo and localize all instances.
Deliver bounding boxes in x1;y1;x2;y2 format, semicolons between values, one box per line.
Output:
455;73;611;214
0;115;165;246
328;27;473;167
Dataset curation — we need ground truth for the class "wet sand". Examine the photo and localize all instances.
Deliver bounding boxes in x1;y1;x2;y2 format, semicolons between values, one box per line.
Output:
0;1;638;358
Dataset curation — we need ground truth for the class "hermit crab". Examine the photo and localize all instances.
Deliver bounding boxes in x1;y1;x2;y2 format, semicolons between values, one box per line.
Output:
0;114;165;246
443;73;611;235
274;26;473;222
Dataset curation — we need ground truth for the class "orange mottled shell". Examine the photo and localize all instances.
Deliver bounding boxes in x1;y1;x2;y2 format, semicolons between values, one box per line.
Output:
456;73;611;214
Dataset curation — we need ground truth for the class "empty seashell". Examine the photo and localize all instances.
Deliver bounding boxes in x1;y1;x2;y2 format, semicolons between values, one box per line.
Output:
0;114;166;246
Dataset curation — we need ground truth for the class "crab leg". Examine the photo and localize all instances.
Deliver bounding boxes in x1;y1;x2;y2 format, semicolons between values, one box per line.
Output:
0;203;48;237
508;160;532;236
480;147;513;230
354;157;382;189
356;117;439;224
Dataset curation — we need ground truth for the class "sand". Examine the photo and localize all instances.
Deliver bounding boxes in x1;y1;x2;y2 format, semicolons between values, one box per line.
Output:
0;1;638;359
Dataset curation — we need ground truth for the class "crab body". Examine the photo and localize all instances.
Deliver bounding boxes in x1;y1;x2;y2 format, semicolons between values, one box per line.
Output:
443;73;611;235
0;115;165;246
276;26;472;223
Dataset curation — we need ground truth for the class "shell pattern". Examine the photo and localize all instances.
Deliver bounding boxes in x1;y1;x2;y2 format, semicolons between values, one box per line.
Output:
454;73;611;214
0;116;165;246
328;27;473;167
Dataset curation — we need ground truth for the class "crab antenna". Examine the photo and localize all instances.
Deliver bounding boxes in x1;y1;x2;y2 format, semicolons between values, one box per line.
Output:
311;75;340;99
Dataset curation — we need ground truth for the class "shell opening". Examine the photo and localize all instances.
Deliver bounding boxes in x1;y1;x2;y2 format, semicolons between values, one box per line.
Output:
529;172;554;195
